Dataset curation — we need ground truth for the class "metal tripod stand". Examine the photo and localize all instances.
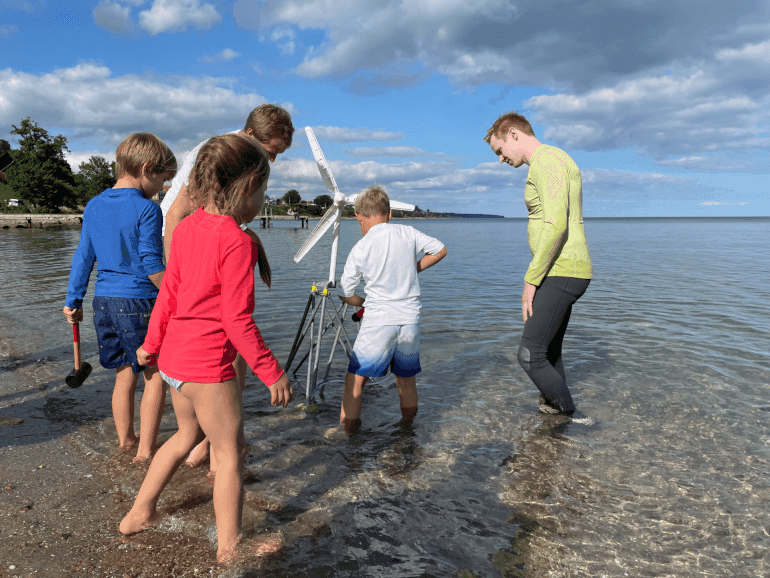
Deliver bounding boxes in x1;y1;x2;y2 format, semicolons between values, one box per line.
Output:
285;281;357;402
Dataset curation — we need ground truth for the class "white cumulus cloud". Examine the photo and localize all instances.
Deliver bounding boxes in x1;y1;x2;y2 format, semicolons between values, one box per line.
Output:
138;0;221;36
311;126;404;143
93;1;134;33
0;63;274;152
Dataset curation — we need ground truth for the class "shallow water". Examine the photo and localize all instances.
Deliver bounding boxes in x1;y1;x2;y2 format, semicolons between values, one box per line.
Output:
1;217;769;577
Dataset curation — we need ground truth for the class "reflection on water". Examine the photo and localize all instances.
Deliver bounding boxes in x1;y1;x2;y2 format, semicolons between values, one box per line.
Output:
1;218;770;576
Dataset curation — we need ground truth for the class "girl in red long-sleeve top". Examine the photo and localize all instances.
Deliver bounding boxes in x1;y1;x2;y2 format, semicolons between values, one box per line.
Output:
119;133;293;563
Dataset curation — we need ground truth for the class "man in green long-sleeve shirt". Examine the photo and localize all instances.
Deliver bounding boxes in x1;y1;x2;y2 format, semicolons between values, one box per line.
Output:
485;112;592;415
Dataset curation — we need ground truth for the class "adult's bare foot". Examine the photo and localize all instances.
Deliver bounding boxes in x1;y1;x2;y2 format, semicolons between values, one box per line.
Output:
119;509;162;535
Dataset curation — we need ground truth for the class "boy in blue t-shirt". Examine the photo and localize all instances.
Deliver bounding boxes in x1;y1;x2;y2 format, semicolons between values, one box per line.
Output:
63;133;177;463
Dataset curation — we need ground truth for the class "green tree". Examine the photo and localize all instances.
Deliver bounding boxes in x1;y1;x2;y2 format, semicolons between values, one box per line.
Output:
74;155;116;206
283;189;301;204
5;118;77;212
314;194;333;209
0;139;10;153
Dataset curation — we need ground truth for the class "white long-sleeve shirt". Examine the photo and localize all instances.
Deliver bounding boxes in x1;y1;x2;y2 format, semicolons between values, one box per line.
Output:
339;223;444;326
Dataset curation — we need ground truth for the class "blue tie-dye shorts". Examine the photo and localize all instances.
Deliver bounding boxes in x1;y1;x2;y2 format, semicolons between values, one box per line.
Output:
348;323;421;378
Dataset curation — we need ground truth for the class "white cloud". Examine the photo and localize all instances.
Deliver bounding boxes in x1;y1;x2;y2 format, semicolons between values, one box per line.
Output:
524;62;770;170
93;1;134;33
311;126;404;143
701;201;749;206
219;48;240;61
201;48;241;63
65;151;117;173
138;0;221;36
0;64;273;151
716;39;770;65
346;146;447;159
269;27;297;56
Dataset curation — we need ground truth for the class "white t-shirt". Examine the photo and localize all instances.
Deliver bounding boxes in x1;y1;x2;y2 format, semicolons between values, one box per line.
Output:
339;223;444;326
161;130;241;235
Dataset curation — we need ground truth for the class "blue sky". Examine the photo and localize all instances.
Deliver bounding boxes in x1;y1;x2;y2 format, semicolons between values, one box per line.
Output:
1;0;768;217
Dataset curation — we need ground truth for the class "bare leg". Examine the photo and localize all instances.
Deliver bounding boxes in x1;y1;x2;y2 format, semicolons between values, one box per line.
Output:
133;367;167;463
187;354;247;472
340;372;367;433
113;365;140;450
120;386;203;535
186;380;245;562
395;375;418;422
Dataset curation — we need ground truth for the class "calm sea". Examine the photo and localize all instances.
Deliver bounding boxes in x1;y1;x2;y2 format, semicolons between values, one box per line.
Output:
1;217;769;577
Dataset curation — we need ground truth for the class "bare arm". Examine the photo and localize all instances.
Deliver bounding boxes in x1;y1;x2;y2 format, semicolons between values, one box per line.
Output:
148;270;164;290
339;293;365;307
417;246;447;273
163;184;196;262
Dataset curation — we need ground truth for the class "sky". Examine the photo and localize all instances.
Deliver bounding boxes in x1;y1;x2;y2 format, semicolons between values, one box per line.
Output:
1;0;769;217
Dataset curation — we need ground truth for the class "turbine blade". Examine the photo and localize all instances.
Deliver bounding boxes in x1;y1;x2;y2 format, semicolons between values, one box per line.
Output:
305;127;340;195
293;204;340;263
389;200;415;211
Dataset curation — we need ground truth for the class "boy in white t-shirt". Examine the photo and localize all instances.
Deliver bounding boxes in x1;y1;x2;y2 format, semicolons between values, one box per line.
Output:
336;186;447;433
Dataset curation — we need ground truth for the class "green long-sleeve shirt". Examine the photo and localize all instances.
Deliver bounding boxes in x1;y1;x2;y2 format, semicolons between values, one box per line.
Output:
524;145;593;286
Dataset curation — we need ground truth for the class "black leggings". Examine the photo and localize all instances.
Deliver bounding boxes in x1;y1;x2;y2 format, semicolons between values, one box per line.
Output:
517;276;590;414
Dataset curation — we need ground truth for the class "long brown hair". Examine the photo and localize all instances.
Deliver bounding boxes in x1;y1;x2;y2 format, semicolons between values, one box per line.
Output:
187;133;273;287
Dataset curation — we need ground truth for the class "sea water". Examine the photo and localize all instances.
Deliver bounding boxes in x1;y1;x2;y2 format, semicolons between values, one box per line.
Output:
1;217;769;577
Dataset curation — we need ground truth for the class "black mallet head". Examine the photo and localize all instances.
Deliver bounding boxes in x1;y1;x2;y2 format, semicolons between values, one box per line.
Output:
66;362;92;388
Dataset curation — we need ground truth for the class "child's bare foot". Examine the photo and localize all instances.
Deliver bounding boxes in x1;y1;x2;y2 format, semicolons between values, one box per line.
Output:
131;451;155;465
186;440;210;467
216;533;284;564
252;533;284;557
118;437;139;453
119;508;162;535
324;425;350;441
341;417;361;434
400;406;418;423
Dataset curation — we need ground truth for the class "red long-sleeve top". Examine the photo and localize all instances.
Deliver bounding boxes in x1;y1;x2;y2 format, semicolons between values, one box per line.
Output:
143;208;284;386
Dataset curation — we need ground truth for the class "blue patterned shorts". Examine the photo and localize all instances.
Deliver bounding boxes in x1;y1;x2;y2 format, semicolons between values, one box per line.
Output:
92;296;155;374
348;323;421;378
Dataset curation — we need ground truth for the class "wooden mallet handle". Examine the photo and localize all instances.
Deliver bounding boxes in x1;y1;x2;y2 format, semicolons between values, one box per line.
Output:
72;323;82;370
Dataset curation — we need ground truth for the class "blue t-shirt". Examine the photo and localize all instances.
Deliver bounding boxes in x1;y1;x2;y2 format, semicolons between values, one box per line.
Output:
65;188;165;308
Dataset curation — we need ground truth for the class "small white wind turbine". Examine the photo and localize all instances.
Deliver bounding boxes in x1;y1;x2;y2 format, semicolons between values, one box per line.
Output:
286;127;415;401
293;126;415;286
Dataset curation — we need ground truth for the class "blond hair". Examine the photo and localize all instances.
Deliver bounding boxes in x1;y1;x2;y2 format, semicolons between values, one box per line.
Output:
115;133;177;179
483;112;536;144
187;133;273;287
354;185;390;218
244;104;295;147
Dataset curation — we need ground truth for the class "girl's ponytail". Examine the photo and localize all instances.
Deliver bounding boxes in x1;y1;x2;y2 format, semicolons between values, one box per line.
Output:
246;229;272;288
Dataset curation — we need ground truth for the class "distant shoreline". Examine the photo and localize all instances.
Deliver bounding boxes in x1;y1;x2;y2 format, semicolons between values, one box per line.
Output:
1;213;766;230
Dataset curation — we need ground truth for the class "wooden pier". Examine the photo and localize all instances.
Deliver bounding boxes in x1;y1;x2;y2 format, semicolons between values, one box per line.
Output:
258;211;310;228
